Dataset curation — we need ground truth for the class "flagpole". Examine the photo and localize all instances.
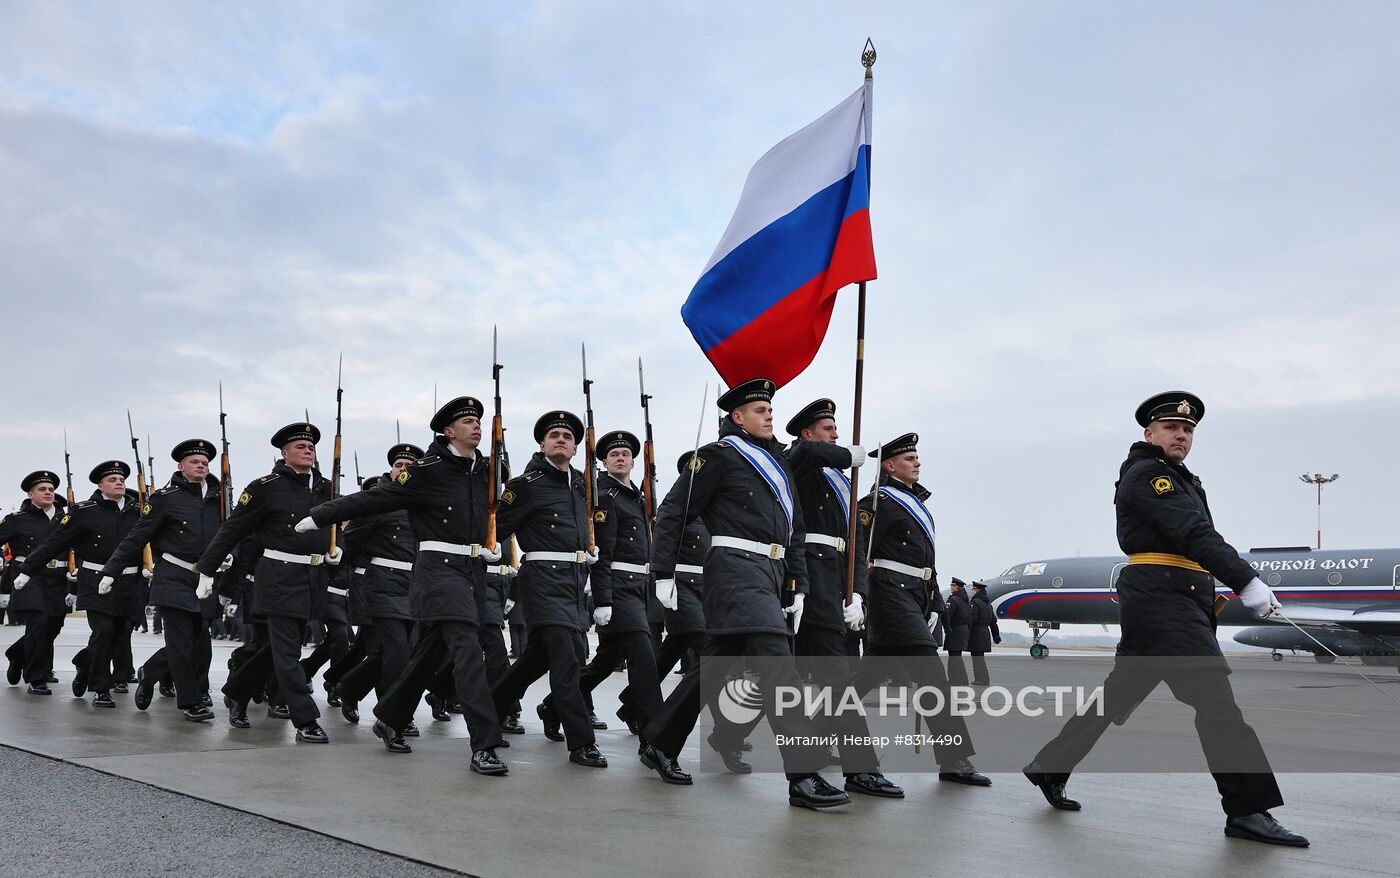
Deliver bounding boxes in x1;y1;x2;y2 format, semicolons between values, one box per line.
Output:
845;39;875;603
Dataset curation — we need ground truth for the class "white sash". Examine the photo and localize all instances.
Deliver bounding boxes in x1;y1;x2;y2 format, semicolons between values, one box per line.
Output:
880;485;936;547
720;436;795;538
821;467;851;524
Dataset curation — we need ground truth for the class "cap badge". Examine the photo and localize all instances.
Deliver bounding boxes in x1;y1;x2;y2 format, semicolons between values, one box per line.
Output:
1176;400;1192;415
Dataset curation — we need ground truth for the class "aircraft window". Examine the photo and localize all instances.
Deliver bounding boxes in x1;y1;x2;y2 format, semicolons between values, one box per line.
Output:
1052;576;1063;588
1267;573;1282;586
1328;572;1343;585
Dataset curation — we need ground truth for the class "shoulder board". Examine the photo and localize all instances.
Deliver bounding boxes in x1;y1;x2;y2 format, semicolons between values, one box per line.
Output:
256;474;280;485
75;500;97;510
604;485;619;498
416;455;442;467
521;470;544;483
154;485;180;496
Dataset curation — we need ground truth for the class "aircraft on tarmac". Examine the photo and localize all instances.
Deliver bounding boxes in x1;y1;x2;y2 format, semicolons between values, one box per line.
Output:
980;546;1400;666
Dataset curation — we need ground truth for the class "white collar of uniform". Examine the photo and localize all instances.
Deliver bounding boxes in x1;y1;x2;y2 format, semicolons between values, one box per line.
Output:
44;505;56;519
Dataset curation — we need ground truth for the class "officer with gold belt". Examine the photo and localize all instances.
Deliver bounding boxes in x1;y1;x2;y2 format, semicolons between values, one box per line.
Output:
1024;391;1308;847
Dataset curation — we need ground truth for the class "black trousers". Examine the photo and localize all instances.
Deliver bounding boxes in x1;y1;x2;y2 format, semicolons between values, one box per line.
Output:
341;619;412;702
1031;658;1285;817
794;625;880;775
508;623;527;658
72;609;123;693
477;622;519;714
112;616;135;680
946;651;969;687
263;614;318;727
224;622;277;707
644;632;828;781
141;608;209;709
552;630;663;730
10;613;64;684
850;644;977;767
491;625;593;750
301;618;350;682
324;625;369;689
619;629;703;715
374;620;502;752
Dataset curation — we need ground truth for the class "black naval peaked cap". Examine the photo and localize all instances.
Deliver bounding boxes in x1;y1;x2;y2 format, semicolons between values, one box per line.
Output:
171;438;217;462
716;378;776;413
360;474;381;490
785;398;837;437
677;451;696;474
270;422;321;448
431;396;484;434
595;430;640;460
534;410;584;443
21;470;60;491
387;443;425;466
88;460;131;484
1134;391;1205;428
869;433;918;459
971;581;988;591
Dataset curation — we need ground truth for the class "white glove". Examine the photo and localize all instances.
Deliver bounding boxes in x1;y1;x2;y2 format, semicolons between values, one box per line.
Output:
504;598;516;615
847;445;866;467
583;581;592;597
64;593;77;608
98;576;115;595
142;567;153;580
584;550;599;566
65;570;79;584
217;555;234;573
196;574;215;600
784;592;806;634
227;604;238;615
294;516;318;533
219;595;232;608
0;594;7;608
482;544;502;563
325;546;343;566
654;578;678;611
843;593;865;630
593;606;612;627
1239;577;1279;619
12;573;29;591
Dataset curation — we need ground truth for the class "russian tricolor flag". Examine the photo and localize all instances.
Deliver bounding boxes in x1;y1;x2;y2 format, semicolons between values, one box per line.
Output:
682;81;875;388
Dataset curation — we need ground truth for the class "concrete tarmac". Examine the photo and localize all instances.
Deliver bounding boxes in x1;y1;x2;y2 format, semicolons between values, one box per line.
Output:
1;625;1396;878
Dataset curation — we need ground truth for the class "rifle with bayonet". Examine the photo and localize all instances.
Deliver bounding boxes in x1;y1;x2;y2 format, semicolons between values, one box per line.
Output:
218;383;234;521
147;434;155;491
126;411;154;573
62;429;76;576
637;358;658;537
328;354;344;553
485;327;519;565
354;452;362;488
580;343;598;554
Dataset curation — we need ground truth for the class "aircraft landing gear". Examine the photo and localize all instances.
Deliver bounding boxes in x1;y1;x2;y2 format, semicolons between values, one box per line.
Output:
1314;654;1336;664
1028;621;1056;659
1271;651;1283;662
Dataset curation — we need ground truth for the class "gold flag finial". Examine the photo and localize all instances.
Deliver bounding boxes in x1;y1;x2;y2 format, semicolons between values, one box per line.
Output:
861;38;876;78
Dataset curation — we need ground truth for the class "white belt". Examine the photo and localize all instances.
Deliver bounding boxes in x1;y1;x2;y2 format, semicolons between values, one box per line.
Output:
161;553;198;572
873;558;933;581
327;586;348;597
710;535;786;560
805;533;847;552
418;540;483;557
612;561;651;575
522;551;589;564
264;548;325;566
487;564;518;577
352;567;367;576
83;561;138;575
674;564;704;576
17;556;64;569
370;557;414;571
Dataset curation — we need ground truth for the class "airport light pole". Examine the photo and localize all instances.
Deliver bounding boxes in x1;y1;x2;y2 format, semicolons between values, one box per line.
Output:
1298;473;1339;549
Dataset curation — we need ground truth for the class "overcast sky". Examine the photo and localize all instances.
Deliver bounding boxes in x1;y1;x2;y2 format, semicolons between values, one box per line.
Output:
2;2;1397;585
